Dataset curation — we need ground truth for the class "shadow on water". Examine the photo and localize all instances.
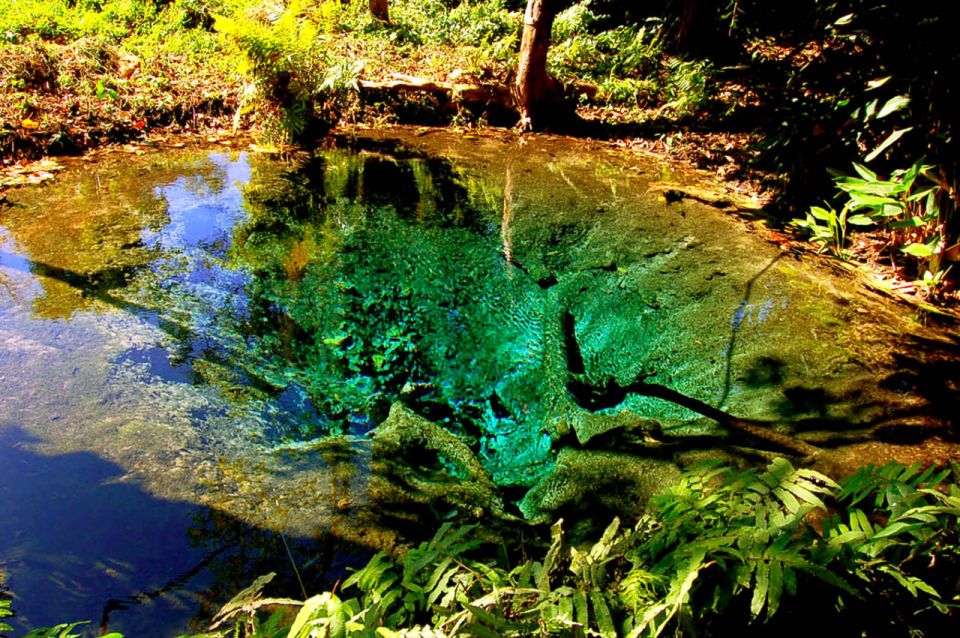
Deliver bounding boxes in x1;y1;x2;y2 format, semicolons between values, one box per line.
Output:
0;249;191;344
750;328;960;444
0;427;368;637
719;254;783;407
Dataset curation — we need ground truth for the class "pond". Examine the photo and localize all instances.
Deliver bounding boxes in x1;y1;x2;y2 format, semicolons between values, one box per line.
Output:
1;129;958;635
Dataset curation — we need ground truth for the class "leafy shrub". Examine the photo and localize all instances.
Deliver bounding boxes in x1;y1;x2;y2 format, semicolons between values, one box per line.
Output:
183;459;960;637
390;0;520;49
214;0;363;141
598;77;658;107
551;16;664;82
659;57;713;116
0;0;163;42
551;1;714;113
794;159;955;297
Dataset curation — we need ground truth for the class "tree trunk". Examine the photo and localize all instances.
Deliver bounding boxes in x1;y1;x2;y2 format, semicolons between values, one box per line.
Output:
369;0;388;23
671;0;731;59
674;0;707;51
515;0;559;130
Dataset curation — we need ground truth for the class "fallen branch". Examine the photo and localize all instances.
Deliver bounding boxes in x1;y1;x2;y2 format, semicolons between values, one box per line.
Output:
357;73;592;119
560;301;822;458
567;378;821;458
626;381;823;458
358;74;513;111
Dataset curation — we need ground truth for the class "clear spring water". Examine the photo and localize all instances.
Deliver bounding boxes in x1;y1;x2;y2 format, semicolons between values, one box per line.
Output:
1;130;957;634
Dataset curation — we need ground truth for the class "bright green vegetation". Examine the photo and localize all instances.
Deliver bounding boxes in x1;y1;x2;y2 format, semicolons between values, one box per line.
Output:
2;1;955;299
14;459;957;637
207;459;960;637
793;159;953;299
209;0;717;138
0;0;241;141
550;3;712;114
0;0;703;150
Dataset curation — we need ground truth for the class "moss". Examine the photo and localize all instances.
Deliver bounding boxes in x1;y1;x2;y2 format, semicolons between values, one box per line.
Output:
519;448;681;524
372;403;505;519
553;410;663;446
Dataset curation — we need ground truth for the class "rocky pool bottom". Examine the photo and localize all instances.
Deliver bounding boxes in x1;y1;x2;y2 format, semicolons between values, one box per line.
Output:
1;129;958;634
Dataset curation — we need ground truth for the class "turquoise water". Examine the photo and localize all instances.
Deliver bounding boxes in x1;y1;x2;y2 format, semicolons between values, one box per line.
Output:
1;132;955;634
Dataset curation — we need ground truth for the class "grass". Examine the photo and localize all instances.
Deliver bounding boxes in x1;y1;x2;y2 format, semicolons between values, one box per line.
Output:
0;0;246;156
0;0;728;159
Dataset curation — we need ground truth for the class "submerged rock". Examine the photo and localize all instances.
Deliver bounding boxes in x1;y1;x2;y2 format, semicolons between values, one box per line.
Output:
372;402;504;519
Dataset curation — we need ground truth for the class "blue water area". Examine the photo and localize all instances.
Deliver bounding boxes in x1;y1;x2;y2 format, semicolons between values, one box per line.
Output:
116;346;195;384
0;427;362;637
146;155;252;254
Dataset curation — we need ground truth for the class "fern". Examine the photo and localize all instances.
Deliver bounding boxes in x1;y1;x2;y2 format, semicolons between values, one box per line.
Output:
838;461;950;510
1;598;12;633
630;458;854;633
213;0;356;143
178;459;959;638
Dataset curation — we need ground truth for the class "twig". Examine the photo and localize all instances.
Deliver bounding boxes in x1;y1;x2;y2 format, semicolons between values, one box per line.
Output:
280;532;308;600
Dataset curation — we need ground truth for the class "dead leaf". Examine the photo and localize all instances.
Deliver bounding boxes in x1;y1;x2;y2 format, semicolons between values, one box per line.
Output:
117;52;140;79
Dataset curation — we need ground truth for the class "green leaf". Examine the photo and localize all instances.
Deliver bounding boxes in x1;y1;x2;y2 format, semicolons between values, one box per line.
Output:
846;214;875;226
590;591;617;638
539;519;564;591
809;206;833;221
852;509;874;536
865;127;913;162
558;596;573;624
871;520;923;540
889;217;925;229
288;593;335;638
22;623;91;638
750;560;770;618
766;560;784;620
829;529;868;545
902;242;935;258
875;95;911;120
426;565;459;608
852;163;878;181
573;591;589;627
773;486;801;513
867;76;892;90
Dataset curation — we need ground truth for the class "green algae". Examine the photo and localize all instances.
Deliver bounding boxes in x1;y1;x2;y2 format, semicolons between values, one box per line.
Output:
519;448;682;523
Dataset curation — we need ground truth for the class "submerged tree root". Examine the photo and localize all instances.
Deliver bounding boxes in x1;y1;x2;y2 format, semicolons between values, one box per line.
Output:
624;380;823;459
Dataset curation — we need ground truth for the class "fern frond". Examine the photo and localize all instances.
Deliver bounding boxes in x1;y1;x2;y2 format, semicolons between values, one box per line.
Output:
839;462;950;510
